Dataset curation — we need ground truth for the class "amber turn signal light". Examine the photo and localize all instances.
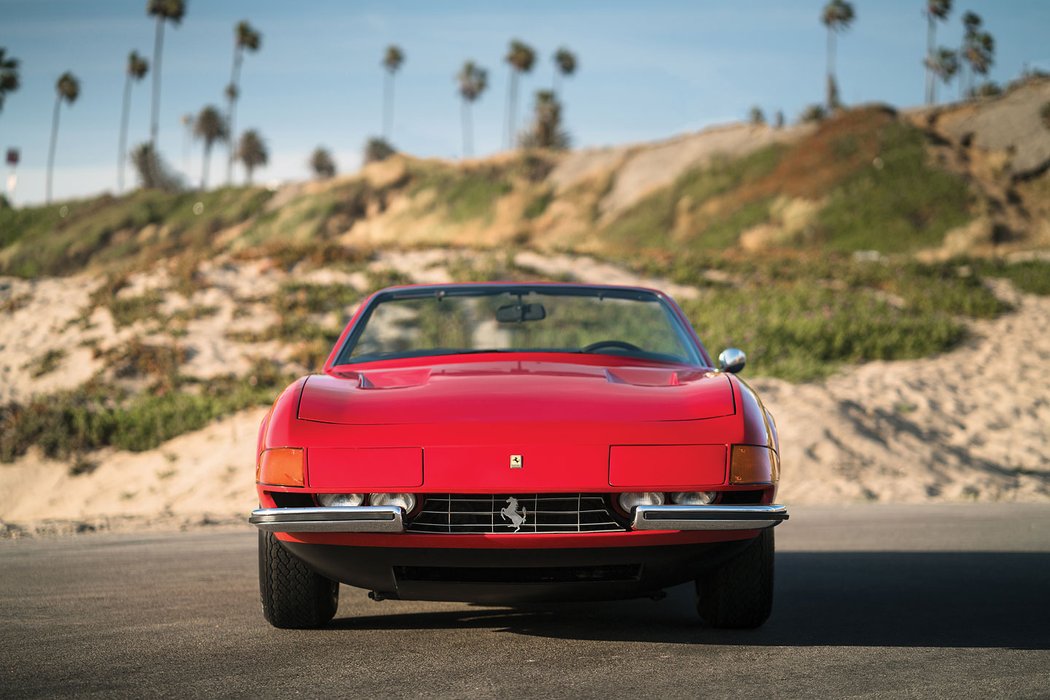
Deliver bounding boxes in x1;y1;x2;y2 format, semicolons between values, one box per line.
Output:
257;448;305;487
729;445;779;485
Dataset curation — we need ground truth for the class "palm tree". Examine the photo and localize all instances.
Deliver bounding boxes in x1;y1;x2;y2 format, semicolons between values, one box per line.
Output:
225;20;262;185
46;72;80;204
456;60;488;158
364;137;396;164
958;11;981;98
309;147;336;179
381;45;404;141
926;47;959;104
236;129;268;184
192;105;228;189
821;0;855;111
519;90;570;150
962;28;994;99
924;0;952;105
117;51;149;193
552;47;577;96
504;39;536;149
146;0;186;152
0;48;19;114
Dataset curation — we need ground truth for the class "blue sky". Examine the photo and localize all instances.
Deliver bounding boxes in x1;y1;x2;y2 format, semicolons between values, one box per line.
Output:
2;0;1048;204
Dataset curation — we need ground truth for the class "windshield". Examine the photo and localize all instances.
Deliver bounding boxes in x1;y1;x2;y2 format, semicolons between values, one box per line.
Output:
335;286;701;365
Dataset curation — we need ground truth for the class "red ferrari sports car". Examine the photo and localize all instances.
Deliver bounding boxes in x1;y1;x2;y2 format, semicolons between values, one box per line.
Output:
250;283;787;629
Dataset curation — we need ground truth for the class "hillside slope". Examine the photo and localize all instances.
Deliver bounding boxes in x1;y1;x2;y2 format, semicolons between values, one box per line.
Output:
2;78;1048;279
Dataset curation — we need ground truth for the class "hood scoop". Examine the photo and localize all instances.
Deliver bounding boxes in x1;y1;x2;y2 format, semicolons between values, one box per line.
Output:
357;368;432;390
604;367;714;387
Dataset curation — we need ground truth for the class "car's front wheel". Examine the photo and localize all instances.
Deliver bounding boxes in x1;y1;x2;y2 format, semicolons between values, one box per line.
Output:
695;527;774;629
259;531;339;629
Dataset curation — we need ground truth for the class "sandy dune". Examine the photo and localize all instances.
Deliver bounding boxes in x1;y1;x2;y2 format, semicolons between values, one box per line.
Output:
767;280;1050;504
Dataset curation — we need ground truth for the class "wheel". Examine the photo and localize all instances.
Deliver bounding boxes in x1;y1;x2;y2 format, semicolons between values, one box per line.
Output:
695;528;774;629
259;531;339;629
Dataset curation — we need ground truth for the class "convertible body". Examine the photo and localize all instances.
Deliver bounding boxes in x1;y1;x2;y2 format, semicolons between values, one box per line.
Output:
250;283;787;628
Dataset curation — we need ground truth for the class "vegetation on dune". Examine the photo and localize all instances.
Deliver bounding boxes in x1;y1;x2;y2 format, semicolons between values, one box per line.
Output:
602;109;973;256
812;122;972;252
0;187;270;277
241;180;377;247
0;361;291;462
634;254;1010;381
603;144;785;251
973;259;1050;296
409;163;512;224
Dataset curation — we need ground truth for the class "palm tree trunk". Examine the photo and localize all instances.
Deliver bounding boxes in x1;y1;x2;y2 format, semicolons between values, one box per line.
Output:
182;120;191;176
461;99;472;158
925;16;935;106
226;47;242;185
201;143;211;190
383;71;394;140
150;17;164;149
825;29;836;110
506;70;518;150
118;73;133;193
46;94;61;204
149;17;166;188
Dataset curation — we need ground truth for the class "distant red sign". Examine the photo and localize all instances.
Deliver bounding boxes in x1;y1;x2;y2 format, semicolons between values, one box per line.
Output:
5;149;18;166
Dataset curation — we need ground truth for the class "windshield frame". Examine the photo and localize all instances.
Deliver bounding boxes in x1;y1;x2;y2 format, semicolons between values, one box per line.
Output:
328;283;708;368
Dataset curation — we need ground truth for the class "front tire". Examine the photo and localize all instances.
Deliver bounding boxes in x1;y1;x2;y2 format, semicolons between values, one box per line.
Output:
259;531;339;629
696;527;774;629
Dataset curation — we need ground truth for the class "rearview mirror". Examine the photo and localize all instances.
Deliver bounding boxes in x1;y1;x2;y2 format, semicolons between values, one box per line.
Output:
496;303;547;323
718;348;746;374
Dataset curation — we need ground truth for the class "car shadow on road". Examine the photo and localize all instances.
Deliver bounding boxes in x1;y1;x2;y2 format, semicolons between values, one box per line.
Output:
329;551;1050;649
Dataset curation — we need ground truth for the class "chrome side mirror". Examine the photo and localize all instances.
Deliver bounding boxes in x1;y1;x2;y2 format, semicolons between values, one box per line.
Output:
718;348;746;374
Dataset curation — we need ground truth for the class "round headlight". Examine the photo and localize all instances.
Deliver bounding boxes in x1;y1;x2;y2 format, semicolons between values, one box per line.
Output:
317;493;365;507
671;491;717;505
618;492;665;512
370;493;417;512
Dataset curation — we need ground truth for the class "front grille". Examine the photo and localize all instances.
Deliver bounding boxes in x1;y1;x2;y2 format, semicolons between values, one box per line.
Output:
407;494;625;534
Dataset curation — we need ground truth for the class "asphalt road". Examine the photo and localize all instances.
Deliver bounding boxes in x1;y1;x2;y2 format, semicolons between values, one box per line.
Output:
2;504;1049;699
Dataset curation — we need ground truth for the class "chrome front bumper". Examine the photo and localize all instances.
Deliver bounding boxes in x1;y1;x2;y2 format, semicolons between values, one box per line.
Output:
249;506;404;533
631;504;788;530
250;504;788;534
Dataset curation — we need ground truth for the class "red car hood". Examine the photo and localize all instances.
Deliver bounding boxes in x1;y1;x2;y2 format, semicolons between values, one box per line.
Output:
299;359;735;425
